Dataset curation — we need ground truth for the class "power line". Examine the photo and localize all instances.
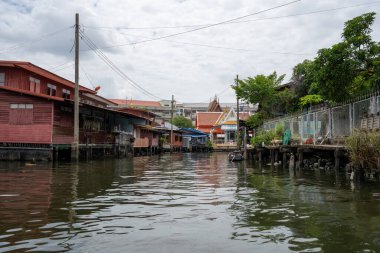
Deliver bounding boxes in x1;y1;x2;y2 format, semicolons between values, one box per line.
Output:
91;0;301;50
54;63;75;72
80;64;96;89
49;60;74;71
0;26;72;55
83;1;380;31
79;30;164;100
116;32;312;56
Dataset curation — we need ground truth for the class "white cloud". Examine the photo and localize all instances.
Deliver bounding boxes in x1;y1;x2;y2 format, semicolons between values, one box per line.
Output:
0;0;379;102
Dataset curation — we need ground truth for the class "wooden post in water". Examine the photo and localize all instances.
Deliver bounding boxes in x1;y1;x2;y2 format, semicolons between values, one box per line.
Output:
334;149;340;171
299;151;304;168
270;149;274;165
283;152;287;169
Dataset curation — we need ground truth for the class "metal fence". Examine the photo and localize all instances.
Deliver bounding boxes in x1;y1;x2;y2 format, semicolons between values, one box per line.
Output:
262;94;380;143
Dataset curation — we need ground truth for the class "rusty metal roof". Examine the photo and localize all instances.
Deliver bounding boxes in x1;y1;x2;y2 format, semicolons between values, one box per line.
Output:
0;60;95;94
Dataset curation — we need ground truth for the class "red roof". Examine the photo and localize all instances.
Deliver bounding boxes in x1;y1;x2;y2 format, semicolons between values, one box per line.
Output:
110;99;161;107
211;126;224;134
0;61;95;94
196;112;223;128
0;85;65;101
197;127;212;134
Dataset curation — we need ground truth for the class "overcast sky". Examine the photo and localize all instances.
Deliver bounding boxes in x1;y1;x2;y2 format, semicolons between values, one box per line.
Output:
1;0;379;103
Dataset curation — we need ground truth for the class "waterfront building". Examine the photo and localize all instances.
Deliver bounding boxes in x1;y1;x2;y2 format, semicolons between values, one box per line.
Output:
0;61;151;160
196;107;251;149
155;122;183;151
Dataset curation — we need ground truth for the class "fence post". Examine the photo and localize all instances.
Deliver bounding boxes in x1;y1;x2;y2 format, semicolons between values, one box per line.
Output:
313;113;316;144
329;107;333;140
349;103;353;135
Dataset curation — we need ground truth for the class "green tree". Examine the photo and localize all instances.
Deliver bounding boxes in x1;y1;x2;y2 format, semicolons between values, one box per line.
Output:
299;94;324;108
171;116;194;128
291;59;317;96
308;12;380;102
233;71;285;115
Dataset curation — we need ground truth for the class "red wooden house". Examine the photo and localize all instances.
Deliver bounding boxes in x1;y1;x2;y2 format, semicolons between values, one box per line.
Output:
0;61;148;160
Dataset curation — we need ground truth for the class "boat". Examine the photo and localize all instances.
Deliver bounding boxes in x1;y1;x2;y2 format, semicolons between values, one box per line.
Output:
228;150;244;161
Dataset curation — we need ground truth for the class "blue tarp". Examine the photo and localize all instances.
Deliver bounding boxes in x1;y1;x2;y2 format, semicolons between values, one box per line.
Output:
180;128;208;137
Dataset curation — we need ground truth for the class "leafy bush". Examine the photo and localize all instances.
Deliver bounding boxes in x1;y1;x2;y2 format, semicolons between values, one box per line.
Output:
206;139;213;148
251;130;276;146
346;130;380;171
275;124;285;139
246;112;265;128
299;94;323;107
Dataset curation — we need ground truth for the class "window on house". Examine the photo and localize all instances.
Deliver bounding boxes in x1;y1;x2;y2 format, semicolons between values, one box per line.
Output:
62;88;71;99
29;77;41;93
47;83;57;96
9;104;33;124
0;73;5;86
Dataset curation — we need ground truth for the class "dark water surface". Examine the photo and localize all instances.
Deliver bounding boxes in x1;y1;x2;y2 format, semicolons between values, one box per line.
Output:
1;153;380;252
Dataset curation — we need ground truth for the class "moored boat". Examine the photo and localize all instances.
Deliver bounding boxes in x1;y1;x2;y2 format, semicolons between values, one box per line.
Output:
228;150;244;161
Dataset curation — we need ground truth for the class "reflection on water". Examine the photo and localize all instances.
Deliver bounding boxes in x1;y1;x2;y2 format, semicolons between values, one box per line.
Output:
1;153;380;252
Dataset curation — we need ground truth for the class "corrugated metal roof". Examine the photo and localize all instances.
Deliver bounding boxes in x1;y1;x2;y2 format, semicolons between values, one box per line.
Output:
0;86;65;101
109;99;161;107
0;61;95;94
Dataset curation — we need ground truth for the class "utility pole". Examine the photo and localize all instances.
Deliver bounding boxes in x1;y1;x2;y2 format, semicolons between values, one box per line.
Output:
72;13;80;161
236;75;240;151
170;95;174;154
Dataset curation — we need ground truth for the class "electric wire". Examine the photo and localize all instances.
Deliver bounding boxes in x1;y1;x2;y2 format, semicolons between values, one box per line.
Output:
92;0;301;49
49;60;74;71
53;63;75;72
80;64;96;89
79;30;164;100
115;31;312;56
83;1;380;31
0;26;72;55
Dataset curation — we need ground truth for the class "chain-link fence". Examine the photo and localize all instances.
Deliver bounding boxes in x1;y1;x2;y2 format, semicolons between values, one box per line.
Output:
315;110;329;140
331;105;350;138
353;98;370;129
291;116;301;139
261;95;379;143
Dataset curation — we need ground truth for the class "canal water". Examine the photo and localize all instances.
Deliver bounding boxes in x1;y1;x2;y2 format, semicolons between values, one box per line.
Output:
1;153;380;252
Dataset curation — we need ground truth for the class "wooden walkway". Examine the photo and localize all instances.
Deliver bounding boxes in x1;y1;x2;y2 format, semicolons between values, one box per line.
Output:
247;144;347;170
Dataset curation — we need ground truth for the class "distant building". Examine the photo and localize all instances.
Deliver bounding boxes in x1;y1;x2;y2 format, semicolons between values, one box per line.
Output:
109;99;173;124
110;97;257;125
195;106;252;148
177;97;256;124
